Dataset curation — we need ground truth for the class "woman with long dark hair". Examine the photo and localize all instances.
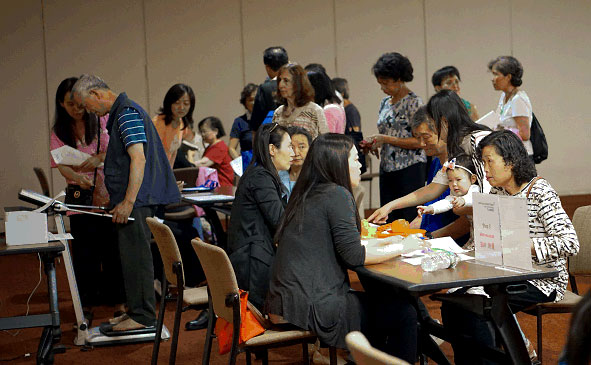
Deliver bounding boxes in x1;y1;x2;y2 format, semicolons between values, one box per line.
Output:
369;89;491;226
50;77;125;319
307;70;346;133
227;123;294;310
266;134;421;363
152;83;195;166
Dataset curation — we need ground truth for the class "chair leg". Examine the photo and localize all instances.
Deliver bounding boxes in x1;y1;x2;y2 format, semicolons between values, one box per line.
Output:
152;274;168;365
302;342;310;365
202;312;215;364
570;275;579;295
329;346;337;365
245;350;251;365
537;312;543;363
260;349;268;365
169;264;185;365
202;295;216;365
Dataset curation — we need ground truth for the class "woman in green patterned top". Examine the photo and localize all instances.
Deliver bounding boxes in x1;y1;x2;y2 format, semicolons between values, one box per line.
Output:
432;66;480;121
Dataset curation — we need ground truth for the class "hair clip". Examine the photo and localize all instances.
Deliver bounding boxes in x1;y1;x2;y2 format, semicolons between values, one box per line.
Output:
442;158;456;172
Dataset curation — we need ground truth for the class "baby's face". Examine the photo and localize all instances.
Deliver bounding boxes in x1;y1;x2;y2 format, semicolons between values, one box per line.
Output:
447;168;473;196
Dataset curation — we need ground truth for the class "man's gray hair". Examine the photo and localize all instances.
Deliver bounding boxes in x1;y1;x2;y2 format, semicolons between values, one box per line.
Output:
409;105;435;132
71;74;110;99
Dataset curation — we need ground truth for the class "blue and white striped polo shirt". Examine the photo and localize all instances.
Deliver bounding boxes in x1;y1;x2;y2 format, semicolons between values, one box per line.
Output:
117;107;147;147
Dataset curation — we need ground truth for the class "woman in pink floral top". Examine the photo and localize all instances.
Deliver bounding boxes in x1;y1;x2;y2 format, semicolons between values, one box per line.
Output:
50;77;125;317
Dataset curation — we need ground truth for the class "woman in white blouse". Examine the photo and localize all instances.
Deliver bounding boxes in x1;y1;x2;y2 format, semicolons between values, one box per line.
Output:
488;56;534;158
441;130;579;364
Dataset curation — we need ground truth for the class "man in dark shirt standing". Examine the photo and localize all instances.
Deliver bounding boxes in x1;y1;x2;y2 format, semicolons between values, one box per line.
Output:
72;74;180;332
248;46;289;132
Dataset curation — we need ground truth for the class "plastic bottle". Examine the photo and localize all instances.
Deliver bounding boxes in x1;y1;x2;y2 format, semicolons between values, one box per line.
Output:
420;250;459;272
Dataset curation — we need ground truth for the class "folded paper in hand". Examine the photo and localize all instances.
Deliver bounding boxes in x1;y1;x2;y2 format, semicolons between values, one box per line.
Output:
230;156;243;177
51;145;103;166
475;110;501;130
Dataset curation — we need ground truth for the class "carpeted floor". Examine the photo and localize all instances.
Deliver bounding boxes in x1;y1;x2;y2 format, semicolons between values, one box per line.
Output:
1;249;587;364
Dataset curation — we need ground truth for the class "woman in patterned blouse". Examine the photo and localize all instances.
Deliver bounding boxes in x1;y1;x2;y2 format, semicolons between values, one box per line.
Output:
363;52;427;223
272;63;329;139
441;130;579;365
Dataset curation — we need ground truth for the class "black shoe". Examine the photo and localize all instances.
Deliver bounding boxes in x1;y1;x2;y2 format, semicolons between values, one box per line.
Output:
185;309;209;331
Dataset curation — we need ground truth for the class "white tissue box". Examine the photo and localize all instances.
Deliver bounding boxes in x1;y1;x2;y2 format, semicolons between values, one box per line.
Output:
4;211;48;246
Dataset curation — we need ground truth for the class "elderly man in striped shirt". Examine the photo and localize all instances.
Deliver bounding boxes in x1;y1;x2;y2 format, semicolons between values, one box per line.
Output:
72;75;180;333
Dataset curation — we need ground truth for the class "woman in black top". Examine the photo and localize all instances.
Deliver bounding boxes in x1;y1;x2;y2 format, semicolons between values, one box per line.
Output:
266;134;420;363
227;123;294;310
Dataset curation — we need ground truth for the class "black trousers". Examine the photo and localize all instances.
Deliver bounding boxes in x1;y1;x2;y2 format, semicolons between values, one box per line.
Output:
357;275;418;363
68;214;125;307
379;162;427;223
116;206;157;326
441;282;555;365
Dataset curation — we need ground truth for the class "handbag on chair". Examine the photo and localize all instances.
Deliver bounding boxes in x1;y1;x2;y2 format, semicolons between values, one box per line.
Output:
215;290;266;355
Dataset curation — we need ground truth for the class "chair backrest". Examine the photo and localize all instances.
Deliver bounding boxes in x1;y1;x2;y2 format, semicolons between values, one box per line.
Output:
33;167;50;197
173;167;200;187
191;239;239;323
345;331;410;365
570;205;591;275
146;217;185;284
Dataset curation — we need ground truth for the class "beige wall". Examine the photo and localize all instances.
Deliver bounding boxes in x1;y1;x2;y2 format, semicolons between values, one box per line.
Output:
1;0;590;217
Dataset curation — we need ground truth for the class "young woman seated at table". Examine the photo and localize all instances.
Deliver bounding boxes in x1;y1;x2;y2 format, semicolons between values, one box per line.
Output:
441;130;579;365
278;126;312;200
265;134;421;363
227;123;294;311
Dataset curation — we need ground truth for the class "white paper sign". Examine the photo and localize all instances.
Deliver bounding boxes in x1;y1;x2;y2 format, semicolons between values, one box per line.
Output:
498;195;532;270
473;193;532;270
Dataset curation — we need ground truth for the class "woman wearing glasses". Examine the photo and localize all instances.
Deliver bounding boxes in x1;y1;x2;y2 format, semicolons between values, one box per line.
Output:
227;123;294;310
272;63;329;140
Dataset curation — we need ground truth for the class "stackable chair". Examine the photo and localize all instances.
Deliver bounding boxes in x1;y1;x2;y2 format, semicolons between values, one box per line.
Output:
346;331;410;365
191;239;334;365
523;205;591;362
146;218;209;365
33;167;51;197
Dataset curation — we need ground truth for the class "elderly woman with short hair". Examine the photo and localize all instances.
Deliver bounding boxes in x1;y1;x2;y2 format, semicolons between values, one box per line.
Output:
488;56;533;158
441;130;579;364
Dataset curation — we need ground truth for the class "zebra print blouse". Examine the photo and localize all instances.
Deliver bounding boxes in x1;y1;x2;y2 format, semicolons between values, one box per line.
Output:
491;178;579;301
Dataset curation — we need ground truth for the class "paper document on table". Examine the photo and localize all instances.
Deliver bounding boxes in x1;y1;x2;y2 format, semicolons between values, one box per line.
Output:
427;237;467;253
475;110;501;130
184;194;234;203
51;145;103;167
230;156;243;177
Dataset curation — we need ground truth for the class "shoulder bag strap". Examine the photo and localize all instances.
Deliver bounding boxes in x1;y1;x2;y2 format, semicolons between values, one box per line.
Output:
526;176;543;198
91;116;101;187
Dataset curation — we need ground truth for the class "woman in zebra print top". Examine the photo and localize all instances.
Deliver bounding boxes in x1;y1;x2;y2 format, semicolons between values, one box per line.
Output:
441;130;579;364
